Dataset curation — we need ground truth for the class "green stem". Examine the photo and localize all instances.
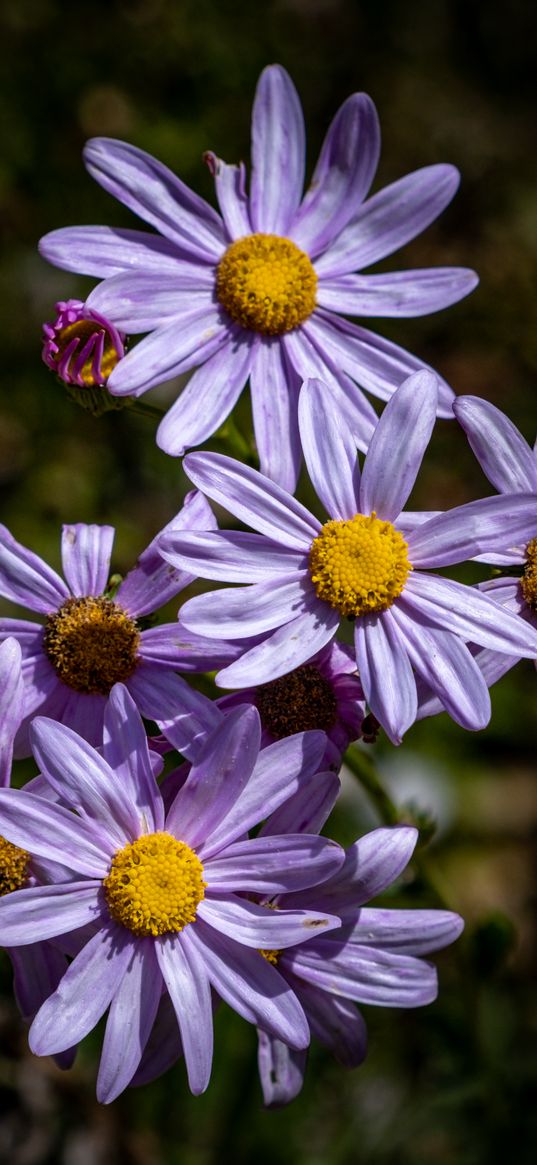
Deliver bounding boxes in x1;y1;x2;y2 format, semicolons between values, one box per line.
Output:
128;400;166;421
344;744;400;825
213;415;253;460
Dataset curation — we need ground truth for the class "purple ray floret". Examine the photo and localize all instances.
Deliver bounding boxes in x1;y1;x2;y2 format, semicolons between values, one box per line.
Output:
39;65;477;490
0;686;346;1101
161;372;537;744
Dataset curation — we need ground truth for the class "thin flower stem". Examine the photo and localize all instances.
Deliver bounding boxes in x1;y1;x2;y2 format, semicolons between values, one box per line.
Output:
213;416;254;460
128;400;166;421
344;744;400;825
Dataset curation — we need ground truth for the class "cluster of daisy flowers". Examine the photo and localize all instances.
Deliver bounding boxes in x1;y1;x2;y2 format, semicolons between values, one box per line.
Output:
0;64;535;1107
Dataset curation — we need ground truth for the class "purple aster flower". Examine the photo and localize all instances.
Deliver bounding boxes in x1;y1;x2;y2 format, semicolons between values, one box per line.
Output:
42;299;126;388
217;641;366;768
160;372;537;744
0;491;239;755
39;65;477;490
452;394;537;682
0;687;344;1100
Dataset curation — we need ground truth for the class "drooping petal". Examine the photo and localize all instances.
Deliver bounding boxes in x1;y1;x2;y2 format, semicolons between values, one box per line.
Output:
179;573;310;639
454;396;537;494
407;494;537;568
359;370;438;520
306;311;455;417
291;93;380;257
317;267;478;317
30;716;140;847
130;995;183;1087
60;524;114;599
257;1029;306;1107
187;920;310;1049
106;307;230;397
84;138;227;262
203;834;343;893
204;154;252;239
97;938;162;1103
249;338;302;493
298;379;361;519
284;970;368;1067
250;65;306;236
38;225;201;277
155;930;213;1095
29;924;135;1055
159;529;305;583
0;883;103;946
102;684;164;833
215;602;339;688
183;452;320;549
0;526;69;614
314;164;461;278
354;611;417;745
402;573;537;655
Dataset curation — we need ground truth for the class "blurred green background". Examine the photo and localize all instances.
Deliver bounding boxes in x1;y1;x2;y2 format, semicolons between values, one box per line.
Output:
1;0;536;1161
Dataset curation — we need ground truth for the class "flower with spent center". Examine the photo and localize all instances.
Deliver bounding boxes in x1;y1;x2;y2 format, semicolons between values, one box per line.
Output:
160;371;537;744
0;688;345;1100
42;299;131;415
0;491;241;755
39;65;477;490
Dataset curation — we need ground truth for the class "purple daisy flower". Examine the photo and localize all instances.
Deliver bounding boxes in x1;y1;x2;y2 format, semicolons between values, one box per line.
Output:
0;686;344;1100
453;394;537;682
160;372;537;744
216;641;366;768
42;299;126;389
254;790;463;1107
0;491;239;755
39;65;477;490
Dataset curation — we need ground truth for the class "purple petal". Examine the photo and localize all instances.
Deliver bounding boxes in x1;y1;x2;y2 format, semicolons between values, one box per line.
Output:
183;452;320;549
30;716;140;847
0;638;23;786
156;678;224;763
359;370;438;520
250;338;302;493
402;573;537;655
86;272;214;333
198;895;338;948
107;307;230;397
97;938;162;1102
155;930;213;1095
283;325;379;452
166;705;260;848
315;164;461;278
285;972;367;1067
291;93;380;257
38;225;199;277
0;883;103;946
306;311;455;417
407;494;537;568
260;770;340;837
160;528;305;583
298;379;361;519
320;826;418;909
84;137;226;262
200;729;327;858
352;908;464;954
389;603;491;730
29;924;135;1055
250;65;305;235
0;525;69;614
0;618;44;656
179;573;310;639
286;940;438;1007
156;332;256;456
130;995;182;1087
317;267;478;316
0;786;113;875
215;603;339;688
204;154;252;238
354;611;417;744
257;1030;306;1107
9;942;69;1026
140;624;243;673
454;395;537;494
60;524;114;598
204;834;343;893
102;684;164;833
187;920;310;1049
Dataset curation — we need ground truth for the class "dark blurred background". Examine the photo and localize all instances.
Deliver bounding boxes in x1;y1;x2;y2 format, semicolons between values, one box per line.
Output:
1;1;536;1161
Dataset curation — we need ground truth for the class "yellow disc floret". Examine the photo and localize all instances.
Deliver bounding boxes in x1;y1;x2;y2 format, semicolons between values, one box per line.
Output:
259;948;282;966
216;233;317;335
521;537;537;611
309;513;411;617
43;596;140;695
103;832;206;937
0;835;30;896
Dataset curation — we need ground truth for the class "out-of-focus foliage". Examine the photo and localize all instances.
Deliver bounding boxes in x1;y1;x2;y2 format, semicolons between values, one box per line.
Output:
0;1;536;1162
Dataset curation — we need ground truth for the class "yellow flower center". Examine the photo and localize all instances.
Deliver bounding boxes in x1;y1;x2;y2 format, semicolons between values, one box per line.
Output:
54;318;122;386
309;513;411;617
259;948;282;966
43;596;140;695
521;537;537;611
103;832;206;937
0;835;30;896
216;233;317;335
256;665;337;739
